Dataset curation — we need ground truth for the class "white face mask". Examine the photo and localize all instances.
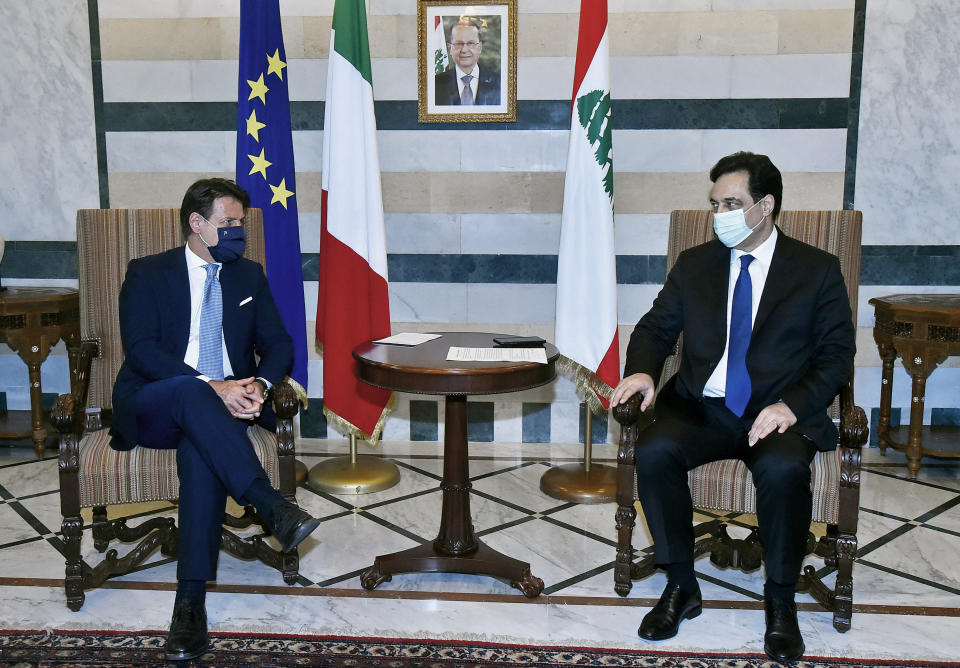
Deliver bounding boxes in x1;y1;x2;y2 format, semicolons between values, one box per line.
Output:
713;198;765;248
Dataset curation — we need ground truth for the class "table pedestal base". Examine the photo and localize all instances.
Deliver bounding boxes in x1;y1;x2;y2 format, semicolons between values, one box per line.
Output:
359;540;544;597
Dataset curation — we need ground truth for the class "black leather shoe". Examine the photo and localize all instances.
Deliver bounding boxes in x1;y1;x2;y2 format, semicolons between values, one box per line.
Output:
165;597;208;662
638;583;703;640
269;501;321;552
764;597;805;661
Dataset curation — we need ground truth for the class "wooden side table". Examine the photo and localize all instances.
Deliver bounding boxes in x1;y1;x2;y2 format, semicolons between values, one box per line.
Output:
869;294;960;476
0;287;80;456
353;332;559;597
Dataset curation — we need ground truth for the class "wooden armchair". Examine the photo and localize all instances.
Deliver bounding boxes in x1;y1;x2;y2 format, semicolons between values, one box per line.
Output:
52;208;301;611
613;210;868;632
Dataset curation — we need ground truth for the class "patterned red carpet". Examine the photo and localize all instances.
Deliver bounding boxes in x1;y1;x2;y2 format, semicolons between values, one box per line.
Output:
0;631;958;668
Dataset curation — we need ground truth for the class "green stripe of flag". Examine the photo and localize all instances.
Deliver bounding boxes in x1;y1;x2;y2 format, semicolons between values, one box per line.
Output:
332;0;373;85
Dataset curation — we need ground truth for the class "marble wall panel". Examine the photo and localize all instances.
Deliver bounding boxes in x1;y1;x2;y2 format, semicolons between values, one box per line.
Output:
614;214;671;256
0;0;99;241
466;284;556;324
101;56;854;103
460;214;561;255
387;214;461;254
388;282;468;323
855;0;960;245
106;131;233;172
103;129;848;176
730;53;851;98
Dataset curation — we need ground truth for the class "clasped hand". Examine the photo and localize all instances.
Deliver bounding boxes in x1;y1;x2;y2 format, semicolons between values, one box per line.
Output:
208;377;264;420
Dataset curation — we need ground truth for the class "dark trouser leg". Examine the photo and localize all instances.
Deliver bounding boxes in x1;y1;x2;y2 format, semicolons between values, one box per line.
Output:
745;431;817;586
135;376;273;500
134;376;281;580
175;434;227;581
635;396;745;566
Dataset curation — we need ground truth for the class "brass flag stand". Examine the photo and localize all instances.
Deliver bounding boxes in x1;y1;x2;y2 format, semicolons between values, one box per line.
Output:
539;408;616;503
308;433;400;495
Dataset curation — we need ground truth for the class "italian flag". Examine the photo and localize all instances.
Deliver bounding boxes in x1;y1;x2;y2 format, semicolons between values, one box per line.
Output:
316;0;392;442
554;0;619;411
432;16;449;74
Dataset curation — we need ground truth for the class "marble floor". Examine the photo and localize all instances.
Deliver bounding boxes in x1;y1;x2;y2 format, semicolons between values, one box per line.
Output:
0;438;958;664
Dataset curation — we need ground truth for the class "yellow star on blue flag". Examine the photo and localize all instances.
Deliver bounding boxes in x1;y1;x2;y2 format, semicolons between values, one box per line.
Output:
236;0;307;388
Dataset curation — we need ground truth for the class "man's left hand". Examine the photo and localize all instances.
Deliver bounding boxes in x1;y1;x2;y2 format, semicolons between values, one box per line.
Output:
748;401;797;446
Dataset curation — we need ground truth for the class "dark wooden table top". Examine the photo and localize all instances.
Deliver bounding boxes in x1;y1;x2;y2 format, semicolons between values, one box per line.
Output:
353;332;559;396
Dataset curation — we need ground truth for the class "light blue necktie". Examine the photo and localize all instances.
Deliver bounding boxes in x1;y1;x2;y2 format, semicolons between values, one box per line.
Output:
725;254;754;417
197;263;224;381
460;74;474;105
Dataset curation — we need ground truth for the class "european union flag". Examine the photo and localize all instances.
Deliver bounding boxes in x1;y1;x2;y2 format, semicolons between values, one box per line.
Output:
236;0;307;390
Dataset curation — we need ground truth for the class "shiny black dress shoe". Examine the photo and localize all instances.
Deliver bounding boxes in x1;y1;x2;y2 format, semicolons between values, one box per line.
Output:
764;597;805;661
269;501;321;552
165;597;208;662
638;583;703;640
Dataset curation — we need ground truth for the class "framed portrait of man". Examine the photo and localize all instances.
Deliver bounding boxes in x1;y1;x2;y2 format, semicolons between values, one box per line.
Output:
417;0;517;123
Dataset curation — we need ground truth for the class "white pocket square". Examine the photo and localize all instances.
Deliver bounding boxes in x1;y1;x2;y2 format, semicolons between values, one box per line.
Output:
239;296;253;306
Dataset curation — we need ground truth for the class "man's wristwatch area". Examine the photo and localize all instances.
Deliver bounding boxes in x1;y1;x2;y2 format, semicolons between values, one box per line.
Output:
253;377;271;401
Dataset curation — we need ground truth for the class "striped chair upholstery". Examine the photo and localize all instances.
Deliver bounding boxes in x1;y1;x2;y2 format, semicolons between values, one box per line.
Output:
54;207;299;611
613;210;867;633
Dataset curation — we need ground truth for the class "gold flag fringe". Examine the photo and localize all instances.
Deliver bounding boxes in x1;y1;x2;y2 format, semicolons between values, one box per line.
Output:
556;355;613;416
322;392;395;447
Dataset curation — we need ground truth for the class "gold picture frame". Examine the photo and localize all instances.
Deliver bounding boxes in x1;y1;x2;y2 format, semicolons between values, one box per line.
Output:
417;0;517;123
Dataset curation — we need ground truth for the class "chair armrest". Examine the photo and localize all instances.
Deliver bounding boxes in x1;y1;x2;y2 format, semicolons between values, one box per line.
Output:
270;379;300;469
838;373;868;450
271;379;299;421
50;339;99;438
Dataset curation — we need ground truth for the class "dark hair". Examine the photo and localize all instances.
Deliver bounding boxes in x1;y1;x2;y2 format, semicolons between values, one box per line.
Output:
179;178;250;238
709;151;783;220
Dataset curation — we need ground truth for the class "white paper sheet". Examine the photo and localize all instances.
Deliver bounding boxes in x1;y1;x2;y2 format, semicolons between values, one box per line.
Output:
373;332;442;346
446;347;548;364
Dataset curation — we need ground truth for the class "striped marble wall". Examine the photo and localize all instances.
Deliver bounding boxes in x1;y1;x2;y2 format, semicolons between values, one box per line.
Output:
1;0;958;448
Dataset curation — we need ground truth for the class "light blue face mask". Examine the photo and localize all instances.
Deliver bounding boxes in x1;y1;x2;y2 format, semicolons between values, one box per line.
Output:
713;198;765;248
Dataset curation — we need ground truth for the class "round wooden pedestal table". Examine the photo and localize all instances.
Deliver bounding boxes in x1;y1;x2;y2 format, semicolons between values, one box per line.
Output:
353;332;558;597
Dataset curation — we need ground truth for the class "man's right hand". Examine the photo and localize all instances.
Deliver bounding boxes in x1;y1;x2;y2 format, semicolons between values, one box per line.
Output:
610;373;656;411
208;377;263;419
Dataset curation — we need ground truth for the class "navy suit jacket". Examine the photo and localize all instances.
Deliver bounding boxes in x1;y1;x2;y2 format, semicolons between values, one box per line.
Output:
109;246;293;450
624;229;855;451
434;67;501;106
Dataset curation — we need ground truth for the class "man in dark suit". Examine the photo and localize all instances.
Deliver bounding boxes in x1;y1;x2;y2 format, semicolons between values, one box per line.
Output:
110;178;321;662
610;152;855;662
434;20;501;106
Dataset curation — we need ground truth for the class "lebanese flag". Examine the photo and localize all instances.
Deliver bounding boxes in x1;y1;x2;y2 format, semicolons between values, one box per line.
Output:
316;0;392;442
432;16;449;74
554;0;619;411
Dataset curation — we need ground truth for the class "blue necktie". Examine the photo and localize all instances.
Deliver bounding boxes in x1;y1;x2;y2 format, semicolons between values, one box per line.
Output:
725;254;754;417
460;74;474;105
197;263;224;381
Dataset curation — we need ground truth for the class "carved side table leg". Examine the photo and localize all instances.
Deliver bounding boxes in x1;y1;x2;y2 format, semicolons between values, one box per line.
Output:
876;341;896;455
906;371;927;478
27;360;46;456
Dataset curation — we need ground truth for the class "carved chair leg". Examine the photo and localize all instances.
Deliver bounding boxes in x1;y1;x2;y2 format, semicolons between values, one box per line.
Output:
92;506;111;552
832;532;856;632
614;500;636;596
62;514;86;611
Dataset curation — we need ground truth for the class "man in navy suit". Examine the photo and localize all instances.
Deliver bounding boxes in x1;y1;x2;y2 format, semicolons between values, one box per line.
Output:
434;20;501;106
110;178;320;661
611;152;855;662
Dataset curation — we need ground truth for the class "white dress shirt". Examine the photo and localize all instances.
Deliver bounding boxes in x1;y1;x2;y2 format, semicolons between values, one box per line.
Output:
184;244;234;380
702;226;779;398
455;64;480;99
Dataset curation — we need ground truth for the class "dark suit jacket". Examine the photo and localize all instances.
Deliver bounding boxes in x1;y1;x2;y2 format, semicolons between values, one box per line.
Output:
434;67;501;106
624;229;855;451
109;246;293;450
